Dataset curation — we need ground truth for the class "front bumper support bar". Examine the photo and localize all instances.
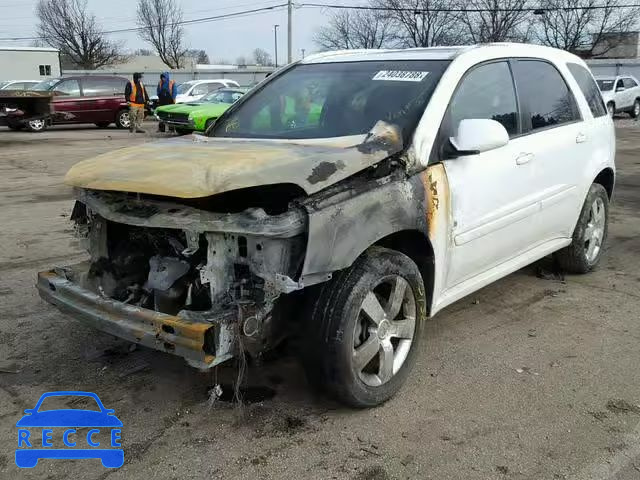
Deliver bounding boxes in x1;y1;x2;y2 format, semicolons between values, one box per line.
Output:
37;265;236;369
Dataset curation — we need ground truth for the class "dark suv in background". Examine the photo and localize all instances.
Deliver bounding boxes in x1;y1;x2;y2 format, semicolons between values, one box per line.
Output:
8;75;131;132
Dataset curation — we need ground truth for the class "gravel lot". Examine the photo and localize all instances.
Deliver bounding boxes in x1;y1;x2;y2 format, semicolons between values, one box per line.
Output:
0;122;639;480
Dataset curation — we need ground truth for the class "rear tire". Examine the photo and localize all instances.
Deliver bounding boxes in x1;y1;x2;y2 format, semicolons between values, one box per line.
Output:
555;183;609;274
95;121;111;128
115;109;130;129
26;118;46;132
630;99;640;118
302;247;427;407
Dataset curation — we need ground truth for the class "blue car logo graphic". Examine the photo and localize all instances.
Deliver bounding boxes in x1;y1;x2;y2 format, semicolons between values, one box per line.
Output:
15;391;123;468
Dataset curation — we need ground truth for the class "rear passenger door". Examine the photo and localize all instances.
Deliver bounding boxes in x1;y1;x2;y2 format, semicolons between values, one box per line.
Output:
511;59;588;241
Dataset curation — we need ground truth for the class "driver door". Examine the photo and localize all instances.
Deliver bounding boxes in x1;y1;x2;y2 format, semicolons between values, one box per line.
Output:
442;60;543;289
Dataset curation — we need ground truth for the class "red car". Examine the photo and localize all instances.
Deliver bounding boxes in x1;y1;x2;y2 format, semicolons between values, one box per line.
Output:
8;75;132;132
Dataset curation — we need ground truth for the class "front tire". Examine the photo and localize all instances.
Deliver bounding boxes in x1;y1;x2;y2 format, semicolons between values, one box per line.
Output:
630;99;640;118
303;247;426;407
555;183;609;274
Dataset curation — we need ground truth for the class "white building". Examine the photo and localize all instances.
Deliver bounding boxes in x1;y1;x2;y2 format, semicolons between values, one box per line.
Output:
0;46;61;82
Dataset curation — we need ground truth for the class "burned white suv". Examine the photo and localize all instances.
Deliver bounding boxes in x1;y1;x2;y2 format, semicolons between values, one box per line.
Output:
39;44;615;407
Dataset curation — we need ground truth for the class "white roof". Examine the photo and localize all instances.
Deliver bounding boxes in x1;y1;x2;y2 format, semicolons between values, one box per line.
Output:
302;43;581;64
0;46;59;53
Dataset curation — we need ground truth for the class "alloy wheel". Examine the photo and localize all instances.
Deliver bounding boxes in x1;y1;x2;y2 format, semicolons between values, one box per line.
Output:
119;111;130;128
28;119;45;131
607;103;615;118
584;197;606;263
634;101;640;117
352;275;416;387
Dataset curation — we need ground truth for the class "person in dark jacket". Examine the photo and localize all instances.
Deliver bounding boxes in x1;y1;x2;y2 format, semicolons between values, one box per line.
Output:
124;72;148;133
156;71;177;132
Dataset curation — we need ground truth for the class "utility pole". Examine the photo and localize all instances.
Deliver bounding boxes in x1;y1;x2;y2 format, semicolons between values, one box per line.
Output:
301;48;306;59
287;0;293;63
274;24;279;68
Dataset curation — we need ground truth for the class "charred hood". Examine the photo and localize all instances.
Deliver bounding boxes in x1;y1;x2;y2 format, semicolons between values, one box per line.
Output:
65;124;403;199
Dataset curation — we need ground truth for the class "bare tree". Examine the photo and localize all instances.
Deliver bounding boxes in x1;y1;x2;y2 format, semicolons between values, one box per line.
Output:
36;0;125;69
535;0;640;56
378;0;465;47
137;0;188;69
461;0;531;43
253;48;273;66
236;56;248;66
314;8;394;50
185;49;210;64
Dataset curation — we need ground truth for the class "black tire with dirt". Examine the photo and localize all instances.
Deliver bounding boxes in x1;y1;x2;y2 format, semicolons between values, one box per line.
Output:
115;109;129;129
630;99;640;118
302;247;427;407
95;121;111;128
555;183;609;274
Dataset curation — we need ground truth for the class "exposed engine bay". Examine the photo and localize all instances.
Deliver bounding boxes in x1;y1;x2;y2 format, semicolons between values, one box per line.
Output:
65;186;309;364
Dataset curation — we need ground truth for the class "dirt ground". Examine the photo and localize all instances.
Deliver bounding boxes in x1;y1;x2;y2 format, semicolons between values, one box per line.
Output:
1;122;639;480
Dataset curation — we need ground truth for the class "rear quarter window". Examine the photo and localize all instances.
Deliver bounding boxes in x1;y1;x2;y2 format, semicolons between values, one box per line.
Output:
567;63;607;118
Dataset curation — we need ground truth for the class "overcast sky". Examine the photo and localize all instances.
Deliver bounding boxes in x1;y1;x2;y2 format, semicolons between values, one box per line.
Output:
0;0;360;63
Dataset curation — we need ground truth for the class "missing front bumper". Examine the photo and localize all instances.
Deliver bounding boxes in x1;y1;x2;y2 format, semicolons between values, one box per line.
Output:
36;264;236;369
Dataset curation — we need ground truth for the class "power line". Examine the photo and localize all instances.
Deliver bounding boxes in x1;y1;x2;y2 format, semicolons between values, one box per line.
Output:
300;2;640;13
0;3;289;41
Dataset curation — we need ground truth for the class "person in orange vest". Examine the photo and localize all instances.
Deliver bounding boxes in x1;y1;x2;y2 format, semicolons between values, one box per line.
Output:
156;72;177;133
124;72;148;133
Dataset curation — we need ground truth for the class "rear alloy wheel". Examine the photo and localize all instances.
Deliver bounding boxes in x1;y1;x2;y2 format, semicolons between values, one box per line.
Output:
631;99;640;118
26;119;46;132
303;247;426;407
607;102;615;118
555;183;609;274
115;110;130;129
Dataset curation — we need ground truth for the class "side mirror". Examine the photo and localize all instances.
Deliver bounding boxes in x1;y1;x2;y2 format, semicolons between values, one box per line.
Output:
449;119;509;155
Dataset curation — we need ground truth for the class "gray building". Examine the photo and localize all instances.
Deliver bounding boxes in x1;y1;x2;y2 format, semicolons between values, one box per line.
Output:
0;46;61;82
591;32;640;59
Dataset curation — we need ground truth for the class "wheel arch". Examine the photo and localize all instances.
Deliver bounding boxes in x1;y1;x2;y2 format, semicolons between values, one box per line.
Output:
374;229;435;316
593;167;615;199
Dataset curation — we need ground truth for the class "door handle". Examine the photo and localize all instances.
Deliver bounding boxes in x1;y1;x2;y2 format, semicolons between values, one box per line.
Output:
515;152;534;165
576;132;587;143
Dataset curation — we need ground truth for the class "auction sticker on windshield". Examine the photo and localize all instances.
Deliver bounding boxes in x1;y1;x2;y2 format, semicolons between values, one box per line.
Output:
372;70;429;82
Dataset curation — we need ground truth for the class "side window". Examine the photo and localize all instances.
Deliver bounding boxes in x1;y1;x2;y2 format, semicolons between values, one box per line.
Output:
206;83;223;93
623;78;637;88
191;84;209;96
513;60;579;131
566;63;607;118
82;78;117;96
39;65;51;76
55;79;81;96
449;61;518;136
615;79;624;90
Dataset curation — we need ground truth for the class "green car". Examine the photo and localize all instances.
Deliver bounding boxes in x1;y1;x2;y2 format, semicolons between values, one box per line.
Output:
155;88;247;133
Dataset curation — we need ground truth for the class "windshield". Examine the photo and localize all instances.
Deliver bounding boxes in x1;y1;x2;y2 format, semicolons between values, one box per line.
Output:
177;83;194;94
32;78;60;91
596;79;614;91
211;60;450;140
201;90;225;103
